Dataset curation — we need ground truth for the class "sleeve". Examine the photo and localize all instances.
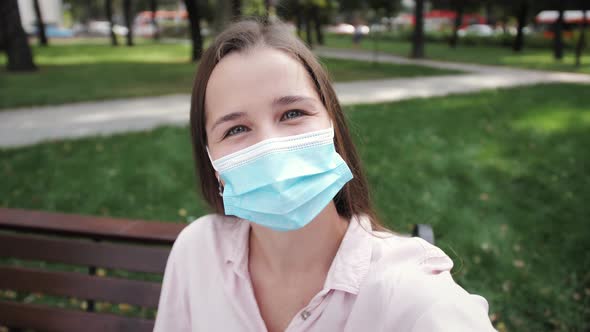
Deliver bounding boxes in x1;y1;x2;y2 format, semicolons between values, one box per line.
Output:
153;237;192;332
408;238;497;332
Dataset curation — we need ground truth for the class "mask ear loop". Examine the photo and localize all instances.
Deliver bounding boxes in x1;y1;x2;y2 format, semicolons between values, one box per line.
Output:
328;119;335;139
206;146;224;197
205;146;214;164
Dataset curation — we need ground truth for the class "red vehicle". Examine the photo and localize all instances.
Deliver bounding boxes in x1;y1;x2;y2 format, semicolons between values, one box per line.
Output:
134;10;190;37
535;10;590;39
400;10;486;31
135;10;189;24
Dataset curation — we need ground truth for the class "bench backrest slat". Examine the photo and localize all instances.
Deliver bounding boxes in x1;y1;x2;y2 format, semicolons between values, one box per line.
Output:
0;208;186;244
0;300;154;332
0;232;170;274
0;266;162;308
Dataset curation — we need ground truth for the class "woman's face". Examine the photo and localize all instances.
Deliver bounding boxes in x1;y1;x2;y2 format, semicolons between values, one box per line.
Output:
204;46;331;168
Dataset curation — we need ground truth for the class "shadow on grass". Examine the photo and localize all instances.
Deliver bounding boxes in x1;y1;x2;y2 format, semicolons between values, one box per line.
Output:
0;62;197;109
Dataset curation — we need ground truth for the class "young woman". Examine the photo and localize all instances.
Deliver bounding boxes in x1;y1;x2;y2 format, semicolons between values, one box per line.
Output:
154;19;496;332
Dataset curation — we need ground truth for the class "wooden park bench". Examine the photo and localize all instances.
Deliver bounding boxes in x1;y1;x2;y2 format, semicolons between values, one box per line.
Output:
0;208;185;332
0;207;434;332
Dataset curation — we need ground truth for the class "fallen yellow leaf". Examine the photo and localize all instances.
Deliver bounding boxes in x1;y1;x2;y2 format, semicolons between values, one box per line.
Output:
119;303;133;313
513;259;525;268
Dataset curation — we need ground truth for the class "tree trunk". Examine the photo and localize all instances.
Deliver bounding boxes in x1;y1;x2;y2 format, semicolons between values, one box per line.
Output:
384;1;394;18
295;3;303;37
484;1;494;25
305;5;313;47
450;3;464;48
183;0;203;61
553;5;565;60
33;0;48;46
312;5;323;45
123;0;134;46
0;0;37;71
231;0;241;18
213;0;231;34
411;0;425;58
575;7;588;67
512;0;527;52
105;0;118;46
150;0;159;41
264;0;270;20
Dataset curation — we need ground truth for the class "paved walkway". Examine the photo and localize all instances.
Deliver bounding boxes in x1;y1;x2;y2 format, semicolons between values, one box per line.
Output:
1;47;589;148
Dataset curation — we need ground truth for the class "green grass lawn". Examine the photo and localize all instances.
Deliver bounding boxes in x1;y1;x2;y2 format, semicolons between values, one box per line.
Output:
0;38;458;110
1;83;589;330
326;34;590;74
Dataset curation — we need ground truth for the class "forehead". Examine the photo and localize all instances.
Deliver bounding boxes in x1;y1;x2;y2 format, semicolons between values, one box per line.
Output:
204;46;319;121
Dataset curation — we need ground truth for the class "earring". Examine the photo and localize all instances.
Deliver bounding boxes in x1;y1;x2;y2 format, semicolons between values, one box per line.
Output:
218;180;223;197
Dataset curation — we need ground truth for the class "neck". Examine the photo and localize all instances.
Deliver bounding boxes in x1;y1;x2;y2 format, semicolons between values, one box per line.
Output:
248;203;349;279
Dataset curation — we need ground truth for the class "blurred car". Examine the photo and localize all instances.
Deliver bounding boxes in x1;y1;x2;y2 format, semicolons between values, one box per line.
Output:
505;26;532;36
30;23;74;38
133;10;213;38
134;22;211;38
326;23;370;35
87;20;128;36
134;23;158;37
458;24;495;37
369;24;388;33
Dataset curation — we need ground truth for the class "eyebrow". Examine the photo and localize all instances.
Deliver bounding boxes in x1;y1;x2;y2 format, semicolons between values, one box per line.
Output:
210;111;246;133
272;95;315;108
210;95;316;133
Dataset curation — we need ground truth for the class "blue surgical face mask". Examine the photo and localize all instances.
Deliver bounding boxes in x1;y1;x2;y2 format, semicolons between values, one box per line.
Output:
207;124;353;231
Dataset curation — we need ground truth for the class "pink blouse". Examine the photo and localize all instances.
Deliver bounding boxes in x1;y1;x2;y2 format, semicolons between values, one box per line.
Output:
154;214;496;331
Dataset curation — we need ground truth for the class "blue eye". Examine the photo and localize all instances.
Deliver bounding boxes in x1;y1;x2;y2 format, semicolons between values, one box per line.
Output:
282;110;304;120
225;125;249;138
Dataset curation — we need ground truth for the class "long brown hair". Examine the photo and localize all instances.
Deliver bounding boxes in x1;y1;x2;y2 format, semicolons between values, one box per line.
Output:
189;18;389;233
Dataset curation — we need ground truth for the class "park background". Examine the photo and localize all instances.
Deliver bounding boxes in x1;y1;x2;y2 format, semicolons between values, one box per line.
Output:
1;0;589;331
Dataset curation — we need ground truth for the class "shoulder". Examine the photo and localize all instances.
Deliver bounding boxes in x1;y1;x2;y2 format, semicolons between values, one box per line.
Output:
168;213;241;263
174;213;239;244
365;230;452;286
369;232;449;269
361;233;451;295
369;235;460;303
361;234;495;331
